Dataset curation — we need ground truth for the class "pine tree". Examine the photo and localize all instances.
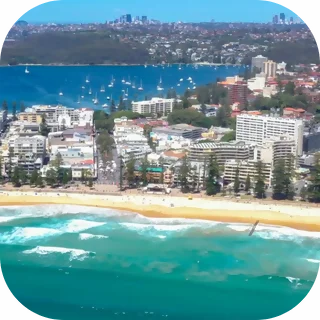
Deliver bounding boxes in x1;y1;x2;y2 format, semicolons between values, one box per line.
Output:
206;155;220;196
178;156;191;193
20;169;28;185
308;153;320;203
20;101;25;113
30;169;39;186
0;154;3;184
39;114;50;137
119;155;124;191
7;147;14;181
12;166;21;187
126;154;136;186
2;101;8;112
159;157;164;184
254;161;266;199
140;155;149;186
46;168;57;187
244;174;251;193
272;159;286;200
81;169;85;184
12;101;17;120
36;174;44;188
283;154;295;200
233;166;240;194
67;168;73;183
62;171;69;185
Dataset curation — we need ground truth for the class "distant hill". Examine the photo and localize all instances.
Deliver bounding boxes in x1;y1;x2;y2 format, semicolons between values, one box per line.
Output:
15;20;28;27
0;31;151;65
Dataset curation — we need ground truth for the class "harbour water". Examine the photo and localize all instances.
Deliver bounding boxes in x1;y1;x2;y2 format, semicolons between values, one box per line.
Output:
0;204;319;320
0;64;245;111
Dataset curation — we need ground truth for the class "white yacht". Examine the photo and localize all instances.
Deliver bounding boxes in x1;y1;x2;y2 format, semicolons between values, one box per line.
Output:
138;80;144;91
100;85;105;93
59;91;63;96
85;76;90;83
132;81;136;89
157;76;164;91
125;76;131;85
88;88;92;95
121;77;125;84
25;66;30;74
180;78;183;82
102;103;108;108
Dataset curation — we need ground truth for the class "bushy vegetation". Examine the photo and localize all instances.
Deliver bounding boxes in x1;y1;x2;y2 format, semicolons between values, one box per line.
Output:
1;32;150;65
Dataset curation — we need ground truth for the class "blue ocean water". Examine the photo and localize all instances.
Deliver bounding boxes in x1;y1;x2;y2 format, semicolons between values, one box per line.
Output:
0;205;319;320
0;65;245;110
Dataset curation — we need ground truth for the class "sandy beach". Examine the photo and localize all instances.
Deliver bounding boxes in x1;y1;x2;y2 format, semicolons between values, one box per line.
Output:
1;190;320;232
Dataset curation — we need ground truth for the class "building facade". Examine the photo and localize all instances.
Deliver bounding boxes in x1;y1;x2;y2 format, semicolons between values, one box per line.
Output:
13;135;46;158
228;83;248;106
263;60;277;78
251;55;268;72
132;98;178;115
236;114;304;156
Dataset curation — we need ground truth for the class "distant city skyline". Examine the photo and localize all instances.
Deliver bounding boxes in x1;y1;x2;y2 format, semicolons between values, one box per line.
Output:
20;0;299;24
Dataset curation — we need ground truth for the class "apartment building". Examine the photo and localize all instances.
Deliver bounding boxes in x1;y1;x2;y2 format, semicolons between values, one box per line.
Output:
236;114;304;156
251;55;268;72
224;159;272;187
263;60;277;78
228;83;248;106
18;112;42;124
188;141;253;166
13;135;46;158
132;98;179;115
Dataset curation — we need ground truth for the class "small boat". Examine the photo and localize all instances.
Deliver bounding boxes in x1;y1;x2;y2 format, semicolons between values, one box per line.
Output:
81;95;84;99
125;88;129;97
25;66;30;74
88;88;92;95
59;92;63;96
180;78;183;82
187;77;192;81
108;83;114;88
157;76;164;91
138;80;144;91
121;77;125;84
106;96;110;100
100;85;105;93
77;96;81;104
81;85;85;89
125;76;131;85
86;76;90;83
193;86;196;90
177;83;181;87
178;64;182;70
144;64;147;68
102;103;108;108
132;81;136;89
93;93;99;105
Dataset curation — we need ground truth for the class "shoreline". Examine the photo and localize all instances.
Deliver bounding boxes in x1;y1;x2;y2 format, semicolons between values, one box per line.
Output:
1;191;320;232
1;63;240;67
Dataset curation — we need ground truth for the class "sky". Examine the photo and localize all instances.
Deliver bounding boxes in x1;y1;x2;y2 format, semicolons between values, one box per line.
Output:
20;0;299;24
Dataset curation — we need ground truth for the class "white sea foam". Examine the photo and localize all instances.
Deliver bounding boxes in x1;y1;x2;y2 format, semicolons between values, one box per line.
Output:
254;225;320;241
0;216;18;223
23;246;95;261
226;224;251;232
120;222;197;232
60;219;106;233
79;233;109;240
286;277;300;283
306;259;320;264
0;227;62;244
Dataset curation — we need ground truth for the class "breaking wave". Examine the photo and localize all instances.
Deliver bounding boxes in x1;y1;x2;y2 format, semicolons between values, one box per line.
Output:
79;233;109;240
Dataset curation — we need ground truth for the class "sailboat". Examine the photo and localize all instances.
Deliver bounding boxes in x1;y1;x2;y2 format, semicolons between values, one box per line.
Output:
125;88;129;97
81;85;85;89
180;78;183;82
178;64;182;70
144;64;147;68
77;96;81;104
93;93;99;105
85;76;90;83
25;66;30;74
106;96;110;100
59;91;63;96
157;76;164;91
121;77;125;84
108;76;114;87
102;103;108;109
100;85;105;93
187;77;192;81
125;76;131;85
132;81;136;89
88;88;92;95
138;80;144;91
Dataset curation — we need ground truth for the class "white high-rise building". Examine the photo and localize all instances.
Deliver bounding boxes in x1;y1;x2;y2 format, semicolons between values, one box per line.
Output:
263;60;277;78
132;98;180;115
236;114;304;156
251;55;268;72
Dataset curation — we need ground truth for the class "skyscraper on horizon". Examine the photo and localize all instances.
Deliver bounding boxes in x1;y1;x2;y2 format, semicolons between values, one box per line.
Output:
142;16;148;23
126;14;132;23
280;13;285;22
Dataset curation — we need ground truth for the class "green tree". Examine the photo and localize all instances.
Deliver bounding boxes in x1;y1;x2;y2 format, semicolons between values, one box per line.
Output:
81;169;85;184
20;101;25;113
206;156;220;196
284;81;296;96
7;147;14;181
308;153;320;203
178;156;191;193
2;100;8;112
20;169;28;185
36;174;44;188
67;168;73;182
126;155;136;186
39;114;50;137
46;168;58;187
12;101;17;120
119;155;124;191
30;169;39;186
140;155;149;186
0;154;3;184
283;154;295;200
244;174;251;193
272;159;286;200
300;186;308;201
12;166;21;187
254;161;266;199
233;166;240;194
62;170;69;185
220;131;236;142
159;157;165;184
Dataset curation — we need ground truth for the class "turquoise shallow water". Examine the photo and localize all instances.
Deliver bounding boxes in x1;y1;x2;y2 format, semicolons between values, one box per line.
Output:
0;204;319;320
0;64;244;110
